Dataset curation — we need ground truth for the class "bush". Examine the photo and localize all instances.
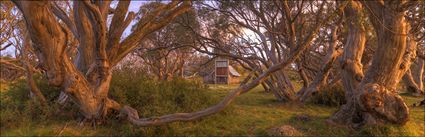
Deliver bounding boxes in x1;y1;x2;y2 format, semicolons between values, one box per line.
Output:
109;67;218;117
308;83;346;107
0;74;63;130
107;68;224;136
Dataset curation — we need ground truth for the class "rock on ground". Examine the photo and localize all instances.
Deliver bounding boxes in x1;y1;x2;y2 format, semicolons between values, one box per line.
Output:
267;125;302;136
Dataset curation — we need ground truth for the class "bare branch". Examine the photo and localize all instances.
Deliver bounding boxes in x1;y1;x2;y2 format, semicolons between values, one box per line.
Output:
112;1;192;66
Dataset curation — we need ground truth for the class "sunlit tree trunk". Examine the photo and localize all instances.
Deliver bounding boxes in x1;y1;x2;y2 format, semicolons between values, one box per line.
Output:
330;1;416;126
13;1;191;121
328;1;366;125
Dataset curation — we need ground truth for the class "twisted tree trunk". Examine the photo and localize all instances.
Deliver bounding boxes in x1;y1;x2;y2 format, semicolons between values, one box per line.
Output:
13;1;191;121
330;1;416;126
328;1;366;125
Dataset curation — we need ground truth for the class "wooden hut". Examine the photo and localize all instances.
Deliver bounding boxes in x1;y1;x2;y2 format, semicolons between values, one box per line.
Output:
203;57;241;84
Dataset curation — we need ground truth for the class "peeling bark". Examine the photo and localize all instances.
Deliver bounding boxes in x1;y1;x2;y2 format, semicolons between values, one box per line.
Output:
328;1;366;125
330;1;415;126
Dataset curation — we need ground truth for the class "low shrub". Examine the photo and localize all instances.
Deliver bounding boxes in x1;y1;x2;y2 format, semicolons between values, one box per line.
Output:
308;83;346;107
109;67;218;117
0;74;62;130
107;67;225;136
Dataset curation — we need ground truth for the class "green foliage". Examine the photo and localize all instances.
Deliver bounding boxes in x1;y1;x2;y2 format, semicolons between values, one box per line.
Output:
0;74;62;130
107;68;227;136
308;83;346;107
1;66;213;119
1;68;226;136
109;68;218;116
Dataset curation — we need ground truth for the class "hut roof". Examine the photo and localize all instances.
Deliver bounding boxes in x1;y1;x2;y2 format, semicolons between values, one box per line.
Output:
229;66;241;77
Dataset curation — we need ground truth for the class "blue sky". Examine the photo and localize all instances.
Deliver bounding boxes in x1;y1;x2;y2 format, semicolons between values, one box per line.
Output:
123;1;147;37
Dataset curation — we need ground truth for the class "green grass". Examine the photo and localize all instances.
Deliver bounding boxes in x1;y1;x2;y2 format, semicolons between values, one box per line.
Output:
1;84;424;136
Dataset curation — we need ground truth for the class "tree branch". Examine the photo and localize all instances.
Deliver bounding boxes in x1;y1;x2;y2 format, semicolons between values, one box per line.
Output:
107;1;133;60
111;1;192;66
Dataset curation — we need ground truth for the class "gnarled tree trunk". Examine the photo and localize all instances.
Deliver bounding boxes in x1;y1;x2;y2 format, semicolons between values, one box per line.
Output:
13;1;191;121
328;1;367;125
330;1;416;127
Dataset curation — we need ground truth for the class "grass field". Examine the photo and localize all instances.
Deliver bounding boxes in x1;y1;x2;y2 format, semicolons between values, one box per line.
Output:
1;83;424;136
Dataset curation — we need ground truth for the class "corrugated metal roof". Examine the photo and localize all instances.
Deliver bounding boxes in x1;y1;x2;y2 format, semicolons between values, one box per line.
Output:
228;66;241;77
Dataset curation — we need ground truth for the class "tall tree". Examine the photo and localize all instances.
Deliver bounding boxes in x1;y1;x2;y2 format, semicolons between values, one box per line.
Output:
327;0;367;125
402;0;425;96
329;0;417;126
133;3;199;80
12;0;191;122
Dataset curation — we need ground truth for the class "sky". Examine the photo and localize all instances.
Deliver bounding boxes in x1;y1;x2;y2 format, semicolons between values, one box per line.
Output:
123;1;146;37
